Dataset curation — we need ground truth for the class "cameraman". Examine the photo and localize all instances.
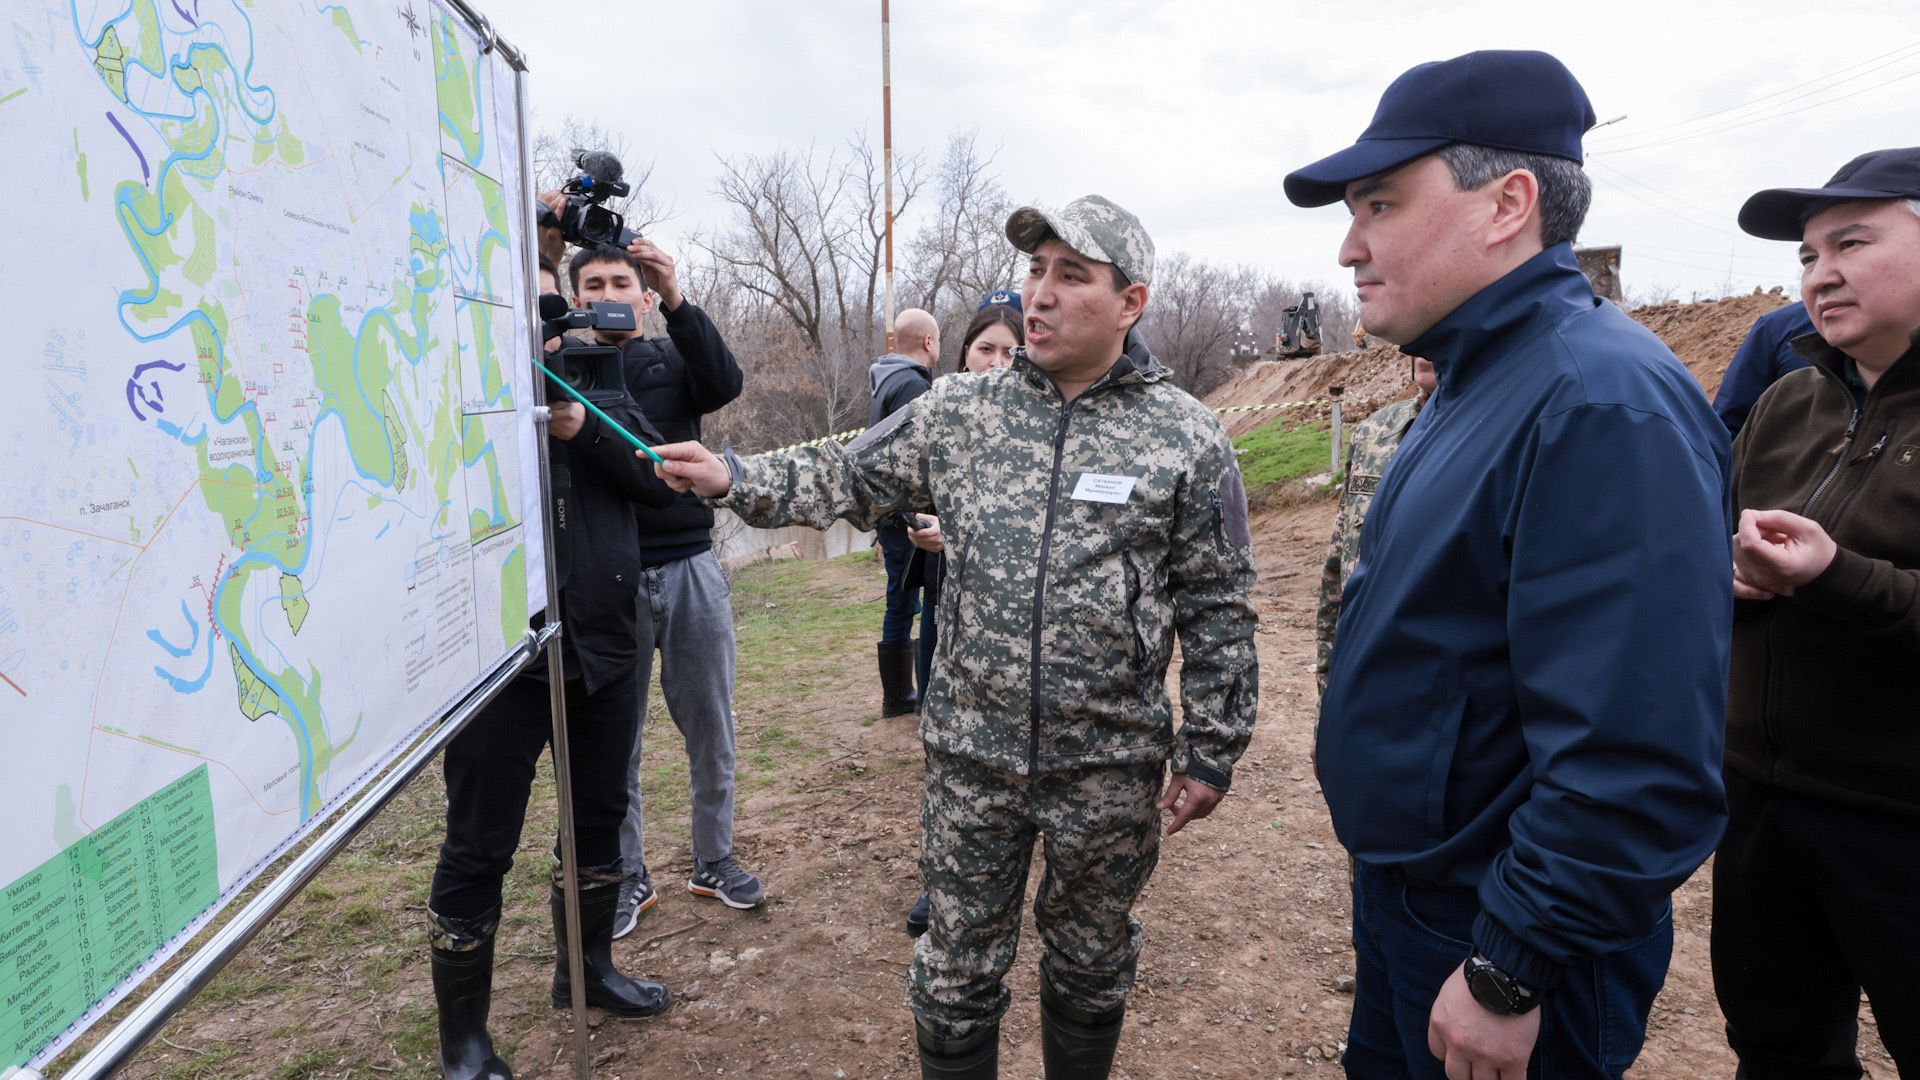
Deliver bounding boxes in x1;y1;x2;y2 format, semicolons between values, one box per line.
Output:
547;219;760;928
424;274;679;1079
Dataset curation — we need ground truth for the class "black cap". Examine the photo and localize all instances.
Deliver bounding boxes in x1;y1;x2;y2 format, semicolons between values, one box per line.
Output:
1737;147;1920;241
1284;50;1597;208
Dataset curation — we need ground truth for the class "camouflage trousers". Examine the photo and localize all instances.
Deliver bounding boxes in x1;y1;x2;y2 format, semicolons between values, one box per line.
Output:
908;748;1163;1039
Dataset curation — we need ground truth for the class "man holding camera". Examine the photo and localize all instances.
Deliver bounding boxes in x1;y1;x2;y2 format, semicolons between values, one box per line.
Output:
425;276;681;1079
547;217;762;928
645;194;1260;1080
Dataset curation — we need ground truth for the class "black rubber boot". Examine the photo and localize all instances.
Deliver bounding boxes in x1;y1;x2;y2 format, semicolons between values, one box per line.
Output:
906;890;932;937
428;908;513;1080
549;862;672;1018
879;641;920;716
916;1021;998;1079
1039;980;1124;1080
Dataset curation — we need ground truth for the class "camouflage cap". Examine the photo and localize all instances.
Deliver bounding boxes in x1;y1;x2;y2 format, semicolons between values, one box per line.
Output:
1005;195;1155;288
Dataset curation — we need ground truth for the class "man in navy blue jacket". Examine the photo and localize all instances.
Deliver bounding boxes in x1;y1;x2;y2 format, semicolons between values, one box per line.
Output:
1712;302;1816;437
1285;51;1732;1079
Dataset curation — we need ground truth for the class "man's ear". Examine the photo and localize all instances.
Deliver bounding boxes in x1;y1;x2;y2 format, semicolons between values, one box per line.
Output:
1119;282;1149;328
1486;169;1542;250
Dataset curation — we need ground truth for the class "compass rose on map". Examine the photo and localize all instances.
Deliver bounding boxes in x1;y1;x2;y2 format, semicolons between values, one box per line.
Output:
399;2;422;38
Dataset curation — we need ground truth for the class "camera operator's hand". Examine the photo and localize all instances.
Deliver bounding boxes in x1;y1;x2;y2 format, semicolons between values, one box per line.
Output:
907;514;944;554
627;237;683;312
548;401;587;441
650;442;732;497
537;189;568;219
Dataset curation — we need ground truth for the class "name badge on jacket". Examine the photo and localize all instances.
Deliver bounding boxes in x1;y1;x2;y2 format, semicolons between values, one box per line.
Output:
1071;473;1137;504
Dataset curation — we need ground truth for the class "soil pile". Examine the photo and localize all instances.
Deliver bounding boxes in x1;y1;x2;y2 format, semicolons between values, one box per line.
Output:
1206;289;1801;430
1632;289;1795;396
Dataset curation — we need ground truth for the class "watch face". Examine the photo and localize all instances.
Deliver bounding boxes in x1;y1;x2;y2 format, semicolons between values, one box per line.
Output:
1466;962;1519;1015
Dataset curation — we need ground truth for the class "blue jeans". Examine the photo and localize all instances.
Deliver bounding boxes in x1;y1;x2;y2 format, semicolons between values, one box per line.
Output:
1345;861;1671;1079
876;524;922;645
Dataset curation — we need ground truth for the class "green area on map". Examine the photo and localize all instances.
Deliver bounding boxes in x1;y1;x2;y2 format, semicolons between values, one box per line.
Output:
0;766;218;1068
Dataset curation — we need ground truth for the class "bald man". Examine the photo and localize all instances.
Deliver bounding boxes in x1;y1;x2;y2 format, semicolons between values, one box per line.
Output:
869;309;942;716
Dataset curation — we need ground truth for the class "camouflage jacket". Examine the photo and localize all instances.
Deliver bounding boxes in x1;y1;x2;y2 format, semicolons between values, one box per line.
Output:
721;344;1260;789
1315;394;1423;696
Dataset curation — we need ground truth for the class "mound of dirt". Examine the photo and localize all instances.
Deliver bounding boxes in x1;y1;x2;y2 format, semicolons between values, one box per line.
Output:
1631;289;1794;396
1206;289;1800;430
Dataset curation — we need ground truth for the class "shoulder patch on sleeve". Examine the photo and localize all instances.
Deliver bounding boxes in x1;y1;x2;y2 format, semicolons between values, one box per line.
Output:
1218;466;1252;549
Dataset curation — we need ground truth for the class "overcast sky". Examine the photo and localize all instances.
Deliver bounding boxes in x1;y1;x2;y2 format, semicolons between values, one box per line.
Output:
472;0;1919;304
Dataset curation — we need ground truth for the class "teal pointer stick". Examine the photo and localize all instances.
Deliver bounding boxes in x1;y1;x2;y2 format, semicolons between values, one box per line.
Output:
532;358;666;465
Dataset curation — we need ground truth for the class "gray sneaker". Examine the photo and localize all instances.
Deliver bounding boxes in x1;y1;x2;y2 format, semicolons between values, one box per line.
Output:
688;855;765;909
612;875;656;940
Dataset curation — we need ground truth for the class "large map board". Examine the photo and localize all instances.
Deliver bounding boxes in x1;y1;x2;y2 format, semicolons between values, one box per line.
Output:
0;2;546;1068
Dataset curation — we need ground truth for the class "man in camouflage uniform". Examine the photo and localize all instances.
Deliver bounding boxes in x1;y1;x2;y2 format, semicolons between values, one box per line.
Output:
1315;358;1435;697
649;195;1260;1080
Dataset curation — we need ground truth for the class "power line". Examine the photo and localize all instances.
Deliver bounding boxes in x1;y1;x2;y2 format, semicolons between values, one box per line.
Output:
1590;159;1734;225
1626;252;1792;284
1624;241;1793;266
1589;171;1742;238
1596;62;1920;155
1590;41;1920;146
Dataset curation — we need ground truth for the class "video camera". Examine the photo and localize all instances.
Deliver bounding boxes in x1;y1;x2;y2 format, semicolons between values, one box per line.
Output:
539;292;635;410
537;149;640;250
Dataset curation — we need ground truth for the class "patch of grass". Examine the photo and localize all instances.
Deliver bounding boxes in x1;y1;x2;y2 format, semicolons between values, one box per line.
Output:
1233;417;1340;488
154;1042;246;1080
272;1043;333;1079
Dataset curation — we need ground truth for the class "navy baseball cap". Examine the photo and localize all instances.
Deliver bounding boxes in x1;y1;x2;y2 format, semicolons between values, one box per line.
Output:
1738;147;1920;241
979;289;1022;313
1284;50;1598;208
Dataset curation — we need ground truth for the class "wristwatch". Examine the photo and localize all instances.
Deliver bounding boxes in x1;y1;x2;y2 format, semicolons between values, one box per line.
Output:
1464;952;1541;1015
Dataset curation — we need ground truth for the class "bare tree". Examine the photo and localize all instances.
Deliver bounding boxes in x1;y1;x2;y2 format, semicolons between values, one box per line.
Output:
1137;254;1259;396
697;136;923;438
902;132;1026;364
531;116;668;236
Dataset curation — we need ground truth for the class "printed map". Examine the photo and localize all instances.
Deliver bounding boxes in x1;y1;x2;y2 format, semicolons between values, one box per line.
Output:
0;2;543;1067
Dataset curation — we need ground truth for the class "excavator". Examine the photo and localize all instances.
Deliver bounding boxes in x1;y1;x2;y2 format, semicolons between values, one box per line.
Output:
1274;292;1322;359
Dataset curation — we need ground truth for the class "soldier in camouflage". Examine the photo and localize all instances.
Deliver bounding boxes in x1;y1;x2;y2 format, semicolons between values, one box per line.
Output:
648;195;1259;1080
1315;358;1436;698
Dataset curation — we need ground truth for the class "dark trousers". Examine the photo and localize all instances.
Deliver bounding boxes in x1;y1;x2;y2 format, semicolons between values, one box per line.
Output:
430;669;640;920
917;605;937;694
1345;861;1670;1079
876;524;923;645
1712;770;1920;1078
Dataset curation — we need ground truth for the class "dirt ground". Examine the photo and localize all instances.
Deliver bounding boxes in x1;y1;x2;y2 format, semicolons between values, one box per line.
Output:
93;290;1897;1079
104;500;1893;1079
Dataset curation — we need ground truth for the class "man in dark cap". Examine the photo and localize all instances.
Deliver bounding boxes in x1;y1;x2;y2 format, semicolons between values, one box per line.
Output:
1715;147;1920;1078
1286;50;1733;1079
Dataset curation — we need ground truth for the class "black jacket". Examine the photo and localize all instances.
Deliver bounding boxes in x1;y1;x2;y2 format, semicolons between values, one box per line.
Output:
538;398;676;693
1728;334;1920;816
615;300;743;555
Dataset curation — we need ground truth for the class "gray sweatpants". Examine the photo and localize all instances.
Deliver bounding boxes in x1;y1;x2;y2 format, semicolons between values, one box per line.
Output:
620;551;738;880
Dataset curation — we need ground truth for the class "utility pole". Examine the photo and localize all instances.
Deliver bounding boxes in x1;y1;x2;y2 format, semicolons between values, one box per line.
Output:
881;0;896;353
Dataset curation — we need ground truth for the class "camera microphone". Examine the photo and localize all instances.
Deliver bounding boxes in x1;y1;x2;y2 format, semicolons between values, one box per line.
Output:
573;149;626;192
